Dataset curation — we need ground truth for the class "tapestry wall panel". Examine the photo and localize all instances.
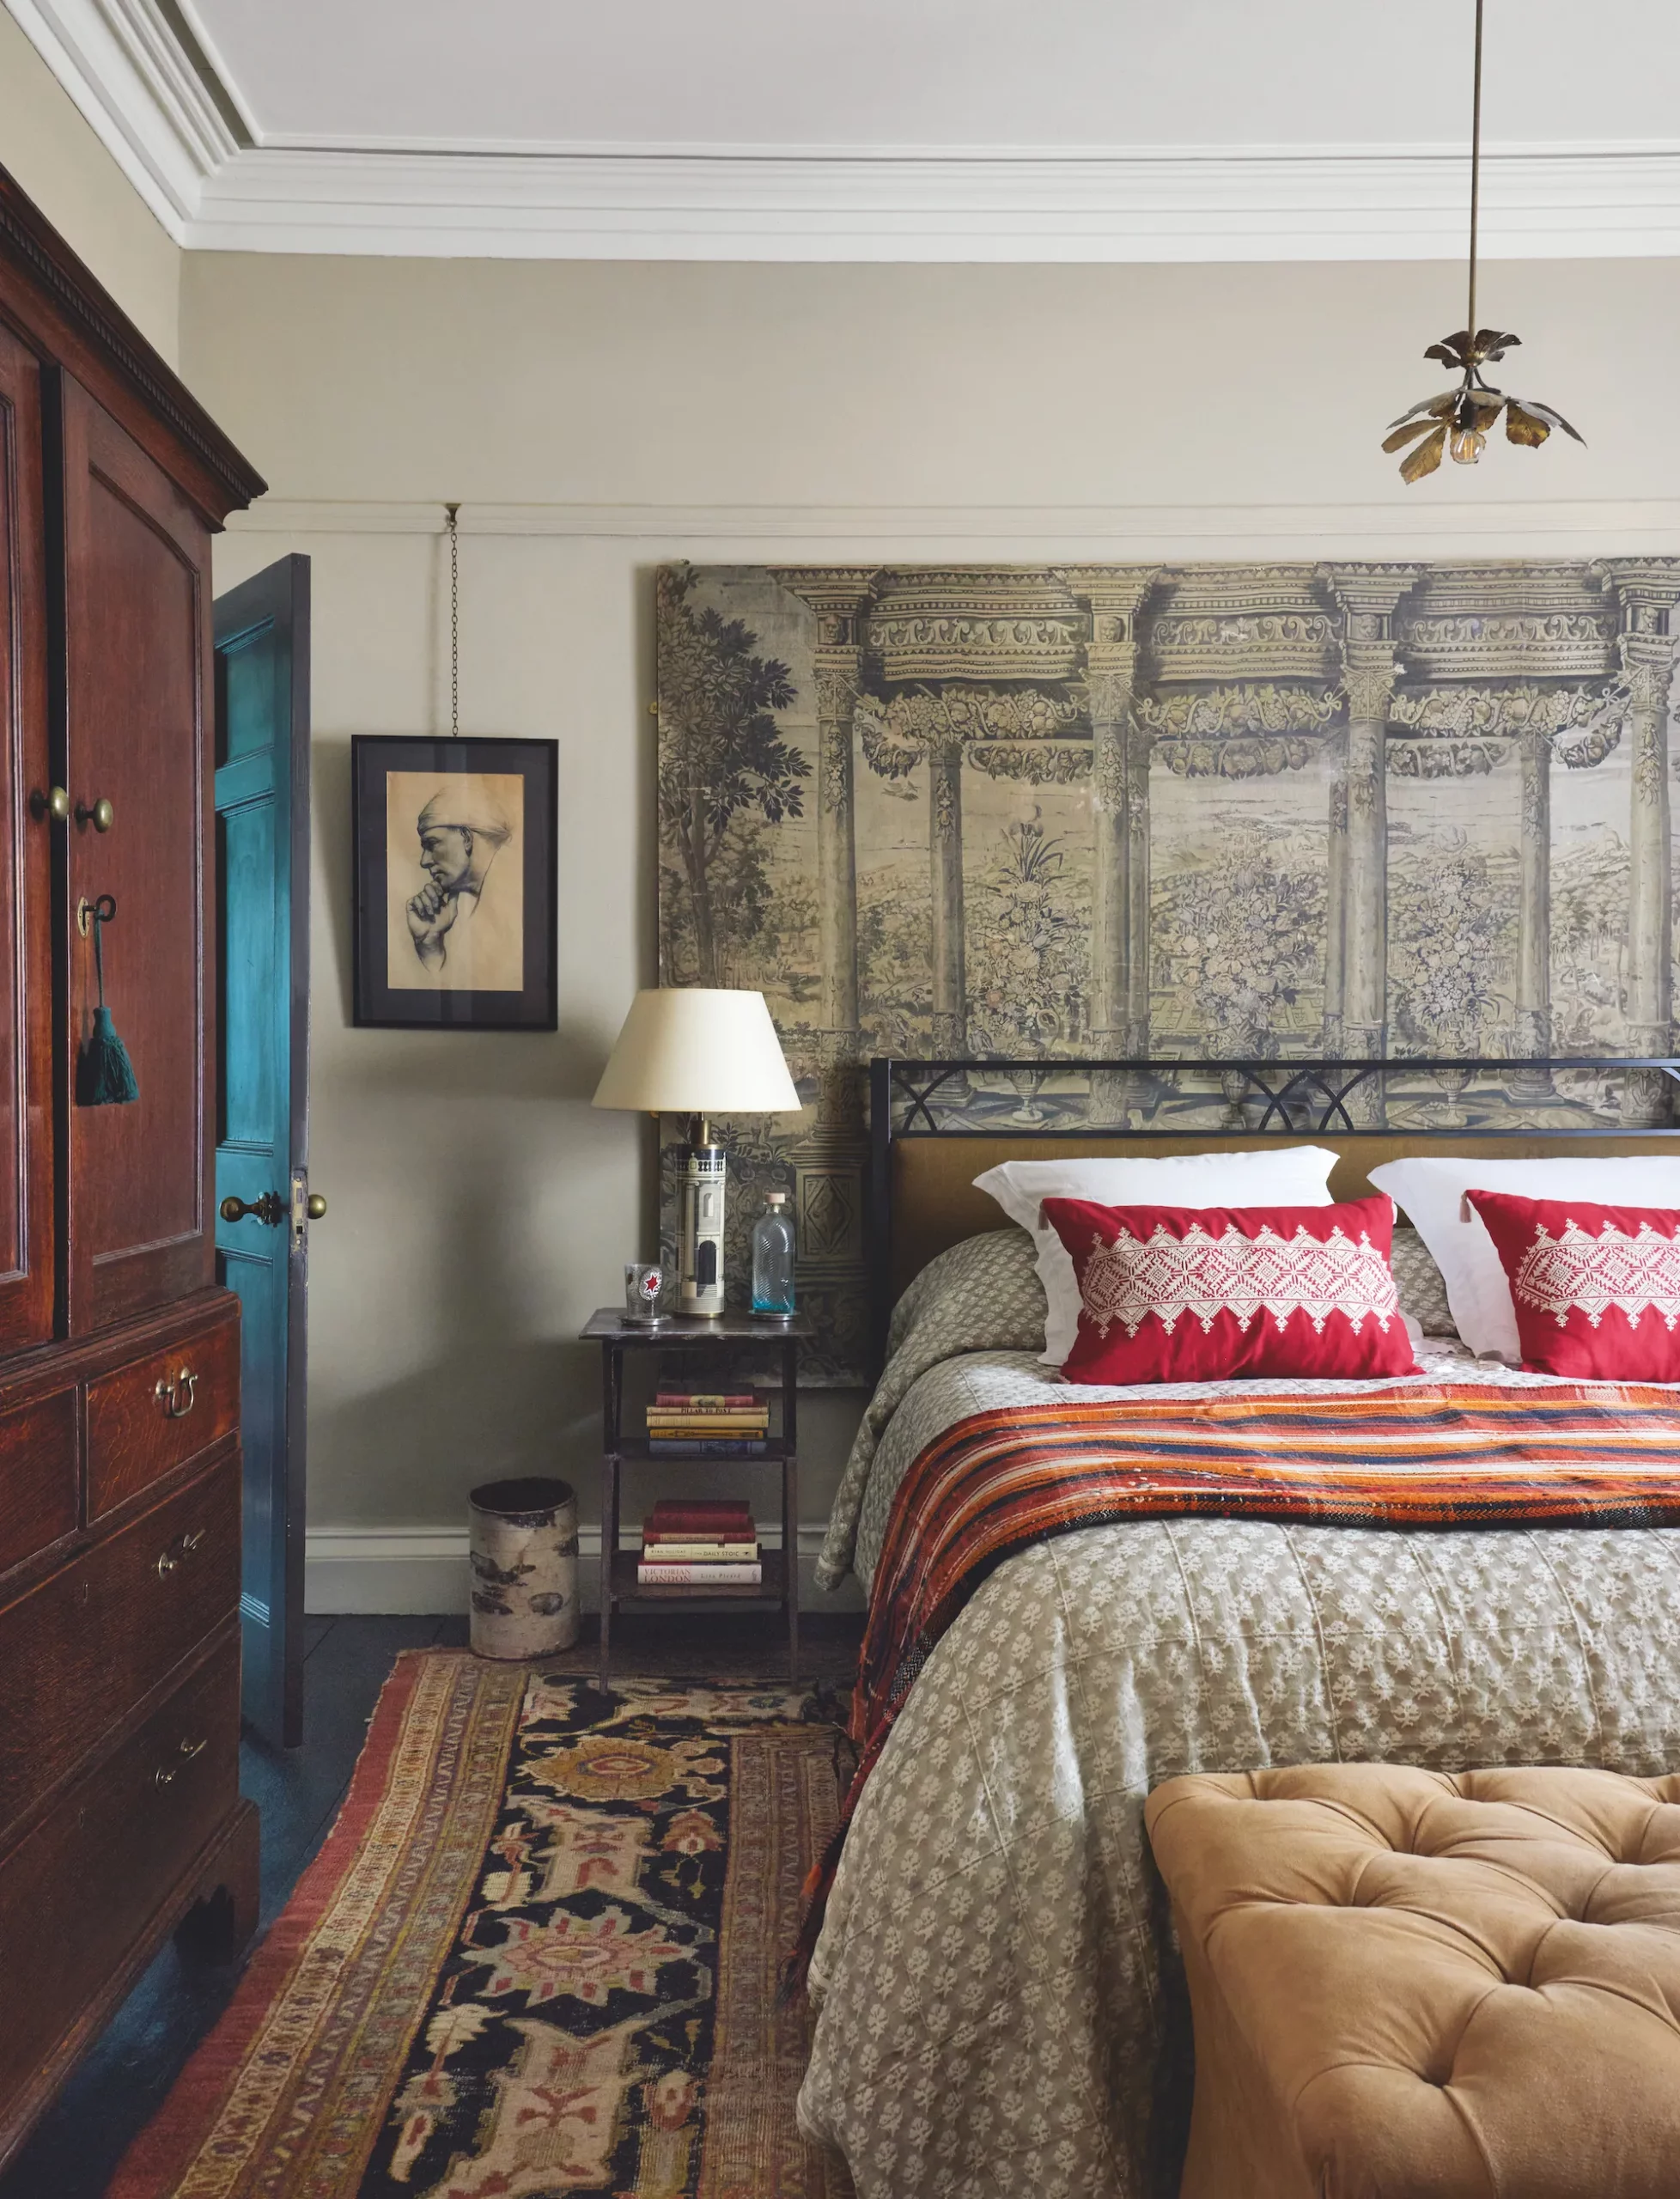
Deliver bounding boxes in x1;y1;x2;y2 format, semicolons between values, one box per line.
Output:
655;560;1680;1382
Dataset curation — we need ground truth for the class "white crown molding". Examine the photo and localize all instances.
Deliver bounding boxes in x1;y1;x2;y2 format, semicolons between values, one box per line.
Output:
189;143;1680;262
12;1;1680;264
6;0;236;235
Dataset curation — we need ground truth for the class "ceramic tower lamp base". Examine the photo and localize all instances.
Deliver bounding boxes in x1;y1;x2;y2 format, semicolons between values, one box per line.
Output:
592;988;803;1319
679;1120;727;1318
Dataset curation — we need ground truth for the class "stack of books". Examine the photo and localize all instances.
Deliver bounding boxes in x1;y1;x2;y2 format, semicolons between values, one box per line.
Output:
637;1498;761;1587
643;1390;770;1457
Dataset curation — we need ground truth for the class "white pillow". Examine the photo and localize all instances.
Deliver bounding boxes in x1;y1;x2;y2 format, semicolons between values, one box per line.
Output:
1368;1155;1680;1361
973;1147;1339;1367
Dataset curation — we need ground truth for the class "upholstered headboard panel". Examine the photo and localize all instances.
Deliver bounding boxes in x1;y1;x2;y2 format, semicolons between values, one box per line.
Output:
886;1130;1680;1307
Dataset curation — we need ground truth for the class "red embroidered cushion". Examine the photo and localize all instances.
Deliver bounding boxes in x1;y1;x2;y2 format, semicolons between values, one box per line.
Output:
1039;1194;1414;1385
1464;1191;1680;1380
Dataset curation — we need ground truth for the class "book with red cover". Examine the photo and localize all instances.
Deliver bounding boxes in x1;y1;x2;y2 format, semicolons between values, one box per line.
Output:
645;1501;753;1535
645;1440;769;1458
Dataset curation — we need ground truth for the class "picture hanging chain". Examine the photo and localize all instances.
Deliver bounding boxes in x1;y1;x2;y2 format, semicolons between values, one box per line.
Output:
446;501;460;738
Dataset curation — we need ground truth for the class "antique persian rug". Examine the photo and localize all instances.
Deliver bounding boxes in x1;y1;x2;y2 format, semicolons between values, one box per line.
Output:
110;1654;853;2198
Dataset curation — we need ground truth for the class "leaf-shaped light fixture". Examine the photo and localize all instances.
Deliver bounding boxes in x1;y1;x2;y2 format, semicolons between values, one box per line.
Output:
1383;0;1585;483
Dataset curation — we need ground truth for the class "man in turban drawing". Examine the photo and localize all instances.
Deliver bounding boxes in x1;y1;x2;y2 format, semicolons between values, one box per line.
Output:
406;784;514;975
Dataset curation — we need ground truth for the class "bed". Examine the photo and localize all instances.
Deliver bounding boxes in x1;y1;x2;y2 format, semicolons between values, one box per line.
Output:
796;1057;1680;2199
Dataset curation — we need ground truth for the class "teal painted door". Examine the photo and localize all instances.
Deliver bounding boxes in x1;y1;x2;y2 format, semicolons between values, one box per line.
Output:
215;555;313;1746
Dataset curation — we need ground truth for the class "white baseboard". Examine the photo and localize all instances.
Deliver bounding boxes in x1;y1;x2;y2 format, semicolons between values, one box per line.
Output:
304;1524;863;1616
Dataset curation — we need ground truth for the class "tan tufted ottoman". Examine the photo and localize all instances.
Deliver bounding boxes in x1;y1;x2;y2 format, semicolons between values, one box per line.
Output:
1146;1765;1680;2199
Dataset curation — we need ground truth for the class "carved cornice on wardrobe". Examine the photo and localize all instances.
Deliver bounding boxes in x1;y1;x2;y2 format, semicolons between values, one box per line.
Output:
0;165;265;520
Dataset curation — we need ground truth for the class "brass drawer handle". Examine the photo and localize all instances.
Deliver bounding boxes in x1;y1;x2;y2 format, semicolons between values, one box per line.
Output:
155;1526;207;1578
76;796;114;833
155;1368;198;1418
154;1736;208;1787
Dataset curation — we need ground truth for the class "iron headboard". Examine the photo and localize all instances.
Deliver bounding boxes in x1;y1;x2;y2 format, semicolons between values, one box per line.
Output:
866;1054;1680;1374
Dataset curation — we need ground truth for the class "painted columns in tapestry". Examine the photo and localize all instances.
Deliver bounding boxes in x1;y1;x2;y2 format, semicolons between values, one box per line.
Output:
770;570;878;1054
927;729;966;1056
1604;560;1680;1117
1321;721;1350;1060
864;570;1088;1063
1387;565;1624;1089
1515;722;1552;1069
1324;568;1424;1092
1061;570;1162;1092
768;569;880;1368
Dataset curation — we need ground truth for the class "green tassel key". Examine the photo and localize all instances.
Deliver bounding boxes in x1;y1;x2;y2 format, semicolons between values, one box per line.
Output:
76;896;138;1107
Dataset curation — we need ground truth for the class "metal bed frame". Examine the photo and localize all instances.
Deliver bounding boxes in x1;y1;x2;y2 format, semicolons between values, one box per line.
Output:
866;1054;1680;1371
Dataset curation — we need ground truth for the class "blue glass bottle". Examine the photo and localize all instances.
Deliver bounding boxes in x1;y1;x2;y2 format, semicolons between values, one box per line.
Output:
752;1191;796;1318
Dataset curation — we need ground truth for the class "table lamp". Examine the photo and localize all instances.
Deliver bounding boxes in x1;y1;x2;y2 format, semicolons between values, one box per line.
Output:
593;988;802;1317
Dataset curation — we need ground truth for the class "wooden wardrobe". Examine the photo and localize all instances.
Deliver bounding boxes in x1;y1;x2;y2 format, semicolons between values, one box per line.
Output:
0;167;265;2162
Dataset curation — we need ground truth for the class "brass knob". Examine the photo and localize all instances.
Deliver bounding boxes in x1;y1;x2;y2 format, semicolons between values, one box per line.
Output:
32;786;70;823
307;1192;327;1220
76;796;113;832
222;1191;286;1226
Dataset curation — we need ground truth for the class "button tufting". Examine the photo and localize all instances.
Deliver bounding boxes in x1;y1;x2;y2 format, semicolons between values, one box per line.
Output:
1149;1764;1680;2197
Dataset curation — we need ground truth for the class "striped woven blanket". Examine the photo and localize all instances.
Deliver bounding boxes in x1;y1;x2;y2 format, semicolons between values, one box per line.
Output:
793;1382;1680;1986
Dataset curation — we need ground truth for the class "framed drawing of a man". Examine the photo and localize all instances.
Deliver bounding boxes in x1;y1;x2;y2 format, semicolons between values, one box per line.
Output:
351;736;558;1029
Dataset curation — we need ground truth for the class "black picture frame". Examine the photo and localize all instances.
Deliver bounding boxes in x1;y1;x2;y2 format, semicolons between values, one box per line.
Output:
351;735;558;1030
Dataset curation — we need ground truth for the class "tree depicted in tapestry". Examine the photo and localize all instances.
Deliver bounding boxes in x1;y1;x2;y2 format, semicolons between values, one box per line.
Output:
655;559;1680;1384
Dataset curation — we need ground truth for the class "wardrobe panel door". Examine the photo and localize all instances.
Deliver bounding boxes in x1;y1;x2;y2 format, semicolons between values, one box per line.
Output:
0;322;54;1350
58;376;214;1333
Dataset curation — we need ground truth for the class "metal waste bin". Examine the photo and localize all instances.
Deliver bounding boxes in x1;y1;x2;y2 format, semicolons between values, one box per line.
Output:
468;1476;580;1659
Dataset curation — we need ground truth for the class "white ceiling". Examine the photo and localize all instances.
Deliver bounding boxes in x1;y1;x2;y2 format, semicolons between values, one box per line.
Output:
179;0;1680;155
9;0;1680;259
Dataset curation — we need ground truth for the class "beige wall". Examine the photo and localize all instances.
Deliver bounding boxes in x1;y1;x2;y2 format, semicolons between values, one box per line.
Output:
180;249;1680;1602
0;8;180;362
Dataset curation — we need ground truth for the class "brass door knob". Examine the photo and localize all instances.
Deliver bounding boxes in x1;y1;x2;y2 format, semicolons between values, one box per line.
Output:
32;786;70;823
222;1191;286;1226
306;1191;327;1220
76;796;114;832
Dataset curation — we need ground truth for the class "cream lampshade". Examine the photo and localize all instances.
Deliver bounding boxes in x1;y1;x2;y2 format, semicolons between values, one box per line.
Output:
593;989;801;1317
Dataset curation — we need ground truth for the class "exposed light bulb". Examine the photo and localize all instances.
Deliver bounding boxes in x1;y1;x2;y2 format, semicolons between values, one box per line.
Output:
1449;425;1486;466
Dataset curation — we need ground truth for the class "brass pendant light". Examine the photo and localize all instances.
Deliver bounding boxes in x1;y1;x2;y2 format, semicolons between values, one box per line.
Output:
1383;0;1584;483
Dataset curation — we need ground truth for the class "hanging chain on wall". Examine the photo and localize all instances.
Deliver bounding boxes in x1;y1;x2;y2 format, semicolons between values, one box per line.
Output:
446;501;461;737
